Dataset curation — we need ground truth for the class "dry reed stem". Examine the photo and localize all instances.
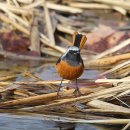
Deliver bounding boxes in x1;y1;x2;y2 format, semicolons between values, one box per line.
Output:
46;2;83;13
30;12;40;55
0;92;57;107
41;47;61;57
93;0;130;10
57;24;75;35
0;87;93;108
0;84;21;93
17;0;33;4
0;80;69;86
0;49;53;61
122;121;130;130
86;100;130;113
23;1;83;13
23;71;42;81
94;38;130;59
78;109;130;115
7;0;11;5
113;95;130;108
0;4;29;27
112;6;127;15
0;3;30;15
69;2;126;15
40;34;65;53
81;109;130;115
117;89;130;98
58;36;72;46
13;89;37;97
95;79;130;83
12;0;19;7
85;53;130;67
18;84;130;110
101;60;130;76
69;2;111;9
42;0;55;45
0;13;29;35
0;75;16;81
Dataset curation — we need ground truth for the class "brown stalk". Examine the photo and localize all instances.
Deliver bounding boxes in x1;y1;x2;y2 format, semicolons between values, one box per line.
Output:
0;87;93;108
30;12;40;55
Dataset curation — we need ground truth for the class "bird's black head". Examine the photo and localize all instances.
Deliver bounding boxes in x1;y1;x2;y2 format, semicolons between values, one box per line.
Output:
61;46;83;66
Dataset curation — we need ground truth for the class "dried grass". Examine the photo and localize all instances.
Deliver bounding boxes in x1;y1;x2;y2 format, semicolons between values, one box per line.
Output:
0;0;129;127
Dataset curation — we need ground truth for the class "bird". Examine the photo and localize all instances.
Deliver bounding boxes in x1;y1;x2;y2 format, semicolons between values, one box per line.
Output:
56;32;87;96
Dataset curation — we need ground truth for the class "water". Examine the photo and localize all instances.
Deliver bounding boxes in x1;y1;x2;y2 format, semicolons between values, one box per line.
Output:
0;113;122;130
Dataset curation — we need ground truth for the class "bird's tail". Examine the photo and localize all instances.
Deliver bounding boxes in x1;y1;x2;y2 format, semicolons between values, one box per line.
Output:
72;32;87;50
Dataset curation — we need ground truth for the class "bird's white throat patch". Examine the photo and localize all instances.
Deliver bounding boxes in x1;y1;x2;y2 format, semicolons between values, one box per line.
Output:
62;46;80;58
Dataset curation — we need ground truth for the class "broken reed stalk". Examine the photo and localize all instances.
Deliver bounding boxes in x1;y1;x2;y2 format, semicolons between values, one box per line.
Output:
78;109;130;115
85;53;130;67
112;6;126;15
30;12;40;55
0;87;92;108
117;89;130;98
86;100;130;114
0;92;58;107
42;0;55;45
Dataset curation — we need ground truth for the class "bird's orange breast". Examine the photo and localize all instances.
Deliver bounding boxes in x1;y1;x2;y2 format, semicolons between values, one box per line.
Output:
56;60;84;80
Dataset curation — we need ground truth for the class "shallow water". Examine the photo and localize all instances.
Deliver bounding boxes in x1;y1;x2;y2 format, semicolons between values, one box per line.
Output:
0;113;122;130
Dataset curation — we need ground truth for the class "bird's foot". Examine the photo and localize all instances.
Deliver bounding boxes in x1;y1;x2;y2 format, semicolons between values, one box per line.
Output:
73;88;82;97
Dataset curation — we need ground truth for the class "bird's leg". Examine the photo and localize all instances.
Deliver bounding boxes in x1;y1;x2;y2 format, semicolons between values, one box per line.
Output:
73;79;82;96
57;78;63;96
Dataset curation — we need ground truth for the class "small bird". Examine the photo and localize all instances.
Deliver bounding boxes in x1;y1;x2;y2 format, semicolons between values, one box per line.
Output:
56;32;87;96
